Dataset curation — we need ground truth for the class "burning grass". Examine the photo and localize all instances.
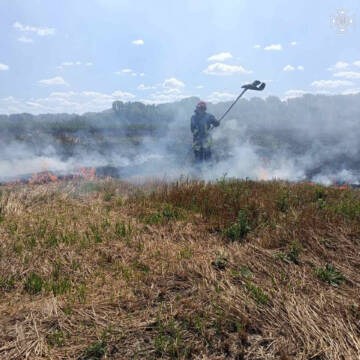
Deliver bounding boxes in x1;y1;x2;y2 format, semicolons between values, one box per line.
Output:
0;178;359;359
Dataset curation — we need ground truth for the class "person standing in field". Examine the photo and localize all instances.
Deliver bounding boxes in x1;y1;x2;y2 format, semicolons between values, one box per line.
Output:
190;101;220;163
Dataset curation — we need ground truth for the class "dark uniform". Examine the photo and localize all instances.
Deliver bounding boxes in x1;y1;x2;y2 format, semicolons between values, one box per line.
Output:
191;109;220;162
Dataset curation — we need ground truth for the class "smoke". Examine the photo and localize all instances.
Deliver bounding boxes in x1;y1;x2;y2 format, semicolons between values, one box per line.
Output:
1;93;360;185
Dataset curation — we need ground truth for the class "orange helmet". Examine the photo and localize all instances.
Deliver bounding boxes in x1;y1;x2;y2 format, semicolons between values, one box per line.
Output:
196;101;206;112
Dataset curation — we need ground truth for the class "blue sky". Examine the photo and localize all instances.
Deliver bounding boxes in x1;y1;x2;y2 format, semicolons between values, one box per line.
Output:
0;0;359;114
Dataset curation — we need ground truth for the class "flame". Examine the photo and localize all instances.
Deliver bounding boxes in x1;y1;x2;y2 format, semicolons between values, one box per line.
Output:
258;158;269;180
77;167;96;180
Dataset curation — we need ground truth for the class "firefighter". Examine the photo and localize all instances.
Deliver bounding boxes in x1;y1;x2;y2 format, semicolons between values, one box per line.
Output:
191;101;220;163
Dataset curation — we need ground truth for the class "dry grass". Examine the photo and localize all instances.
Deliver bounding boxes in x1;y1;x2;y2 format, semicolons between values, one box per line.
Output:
0;178;359;359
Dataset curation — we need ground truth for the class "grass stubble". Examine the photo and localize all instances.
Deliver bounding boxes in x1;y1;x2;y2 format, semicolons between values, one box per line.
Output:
0;177;359;359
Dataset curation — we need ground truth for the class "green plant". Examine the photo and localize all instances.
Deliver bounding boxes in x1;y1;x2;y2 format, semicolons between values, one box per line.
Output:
246;282;269;305
211;253;228;270
224;210;250;241
50;278;71;296
315;264;345;286
24;273;43;295
287;241;302;264
47;330;65;347
80;340;106;360
276;191;290;212
275;241;302;264
154;319;184;358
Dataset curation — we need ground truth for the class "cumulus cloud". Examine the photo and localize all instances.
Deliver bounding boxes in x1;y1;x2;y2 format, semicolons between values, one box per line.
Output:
333;71;360;79
196;85;204;89
207;91;236;103
203;63;252;76
85;62;93;66
283;89;307;100
290;41;297;46
137;84;156;90
18;36;34;43
143;92;188;104
13;21;55;36
328;61;349;71
264;44;282;51
132;39;144;45
0;63;9;71
162;78;185;88
115;68;139;76
253;44;261;49
353;61;360;67
283;65;295;72
341;88;360;95
311;79;353;88
38;76;69;86
112;90;136;100
0;90;137;114
207;52;233;62
297;65;304;71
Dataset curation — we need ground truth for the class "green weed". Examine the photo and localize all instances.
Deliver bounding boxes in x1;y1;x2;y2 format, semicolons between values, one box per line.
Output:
246;282;269;305
24;273;43;295
223;210;250;242
80;340;106;360
315;264;345;286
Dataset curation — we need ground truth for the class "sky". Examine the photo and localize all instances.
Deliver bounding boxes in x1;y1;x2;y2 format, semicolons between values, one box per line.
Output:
0;0;359;114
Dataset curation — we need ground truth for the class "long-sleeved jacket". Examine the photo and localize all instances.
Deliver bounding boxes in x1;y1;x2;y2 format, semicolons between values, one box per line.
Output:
191;111;219;148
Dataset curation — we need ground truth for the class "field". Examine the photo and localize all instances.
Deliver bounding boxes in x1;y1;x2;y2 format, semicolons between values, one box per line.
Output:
0;178;359;359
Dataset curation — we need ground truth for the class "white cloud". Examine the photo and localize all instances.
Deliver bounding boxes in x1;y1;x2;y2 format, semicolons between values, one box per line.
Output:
18;36;34;43
137;84;156;90
203;62;252;76
38;76;69;86
144;91;188;104
311;80;353;88
207;52;233;62
163;77;185;88
112;90;136;100
283;65;295;72
139;72;145;77
13;21;55;36
290;41;297;46
283;89;307;100
328;61;349;71
353;61;360;67
333;71;360;79
132;39;144;45
207;91;236;103
253;44;261;49
0;90;137;114
115;68;139;76
341;88;360;95
58;61;93;69
196;85;204;89
62;62;75;66
264;44;282;51
297;65;304;71
0;63;9;71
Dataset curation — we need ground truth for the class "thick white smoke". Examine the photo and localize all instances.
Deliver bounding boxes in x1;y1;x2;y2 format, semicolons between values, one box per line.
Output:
1;93;360;185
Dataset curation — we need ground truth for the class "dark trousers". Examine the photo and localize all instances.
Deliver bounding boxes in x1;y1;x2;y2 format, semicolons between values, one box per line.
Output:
194;147;212;163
